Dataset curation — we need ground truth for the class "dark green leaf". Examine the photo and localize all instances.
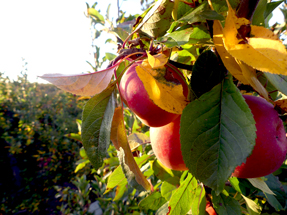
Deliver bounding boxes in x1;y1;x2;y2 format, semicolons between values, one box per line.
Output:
264;1;284;19
212;191;241;215
191;50;226;97
81;84;116;170
177;2;224;24
140;0;174;38
210;0;241;14
180;76;256;194
252;0;268;26
139;191;167;211
263;174;286;210
264;73;287;96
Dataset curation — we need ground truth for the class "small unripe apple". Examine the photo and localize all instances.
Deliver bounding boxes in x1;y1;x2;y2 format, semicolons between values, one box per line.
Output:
150;116;188;171
119;61;187;127
232;95;287;178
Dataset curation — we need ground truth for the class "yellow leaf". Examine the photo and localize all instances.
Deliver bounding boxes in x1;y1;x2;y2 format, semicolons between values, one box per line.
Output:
136;60;188;114
147;52;169;69
274;99;287;113
223;0;287;75
213;20;249;85
114;106;151;191
236;59;269;100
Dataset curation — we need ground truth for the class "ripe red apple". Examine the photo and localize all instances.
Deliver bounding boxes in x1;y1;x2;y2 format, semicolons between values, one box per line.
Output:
232;95;287;178
119;61;187;127
150;116;188;171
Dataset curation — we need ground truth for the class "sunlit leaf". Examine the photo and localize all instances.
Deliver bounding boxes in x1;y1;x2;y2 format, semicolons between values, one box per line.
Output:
39;64;117;96
236;59;269;100
223;0;287;75
81;83;116;170
115;106;151;191
167;173;198;215
147;52;168;69
136;59;188;114
139;191;167;211
140;0;174;38
241;194;262;215
110;107;122;150
180;76;256;194
212;19;248;84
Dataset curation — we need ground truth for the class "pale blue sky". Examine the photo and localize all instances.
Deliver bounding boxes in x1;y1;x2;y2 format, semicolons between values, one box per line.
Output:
0;0;284;83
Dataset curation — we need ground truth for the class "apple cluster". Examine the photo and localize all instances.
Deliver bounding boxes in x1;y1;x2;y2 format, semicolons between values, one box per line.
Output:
119;61;287;179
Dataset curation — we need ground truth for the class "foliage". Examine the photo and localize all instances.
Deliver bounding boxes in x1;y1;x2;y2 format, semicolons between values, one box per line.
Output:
7;0;287;214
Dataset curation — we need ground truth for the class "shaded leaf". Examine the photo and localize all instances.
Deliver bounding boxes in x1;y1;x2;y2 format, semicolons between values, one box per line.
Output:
39;64;117;96
81;84;116;170
110;107;123;150
212;191;241;215
263;174;286;210
180;76;256;194
191;50;226;97
190;184;206;215
248;178;275;195
155;202;169;215
264;73;287;96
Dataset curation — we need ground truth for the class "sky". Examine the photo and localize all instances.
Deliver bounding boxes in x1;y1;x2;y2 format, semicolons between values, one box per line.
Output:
0;0;146;83
0;0;285;84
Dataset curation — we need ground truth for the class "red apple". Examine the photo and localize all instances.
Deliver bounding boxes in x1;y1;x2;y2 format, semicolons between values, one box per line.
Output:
119;61;187;127
232;95;287;178
150;116;188;171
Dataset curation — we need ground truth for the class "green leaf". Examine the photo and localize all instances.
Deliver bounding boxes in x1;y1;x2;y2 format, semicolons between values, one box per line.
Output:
264;73;287;96
65;133;82;142
167;173;198;215
81;84;116;170
190;184;206;215
140;0;174;38
241;194;262;215
155;202;169;215
104;166;128;201
177;2;224;24
263;174;286;210
210;0;240;14
88;8;105;24
79;147;88;159
74;159;90;173
158;27;193;48
152;159;175;181
212;191;241;215
180;76;256;194
191;50;226;97
161;181;178;201
248;178;275;195
139;191;167;211
252;0;268;26
264;1;284;19
105;53;117;61
118;148;148;191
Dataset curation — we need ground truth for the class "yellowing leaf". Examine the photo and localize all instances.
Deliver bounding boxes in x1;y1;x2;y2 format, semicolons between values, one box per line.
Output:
136;60;188;114
236;59;269;100
274;99;287;113
114;106;151;191
110;107;122;150
39;65;116;96
223;0;287;75
212;20;248;85
147;52;169;69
